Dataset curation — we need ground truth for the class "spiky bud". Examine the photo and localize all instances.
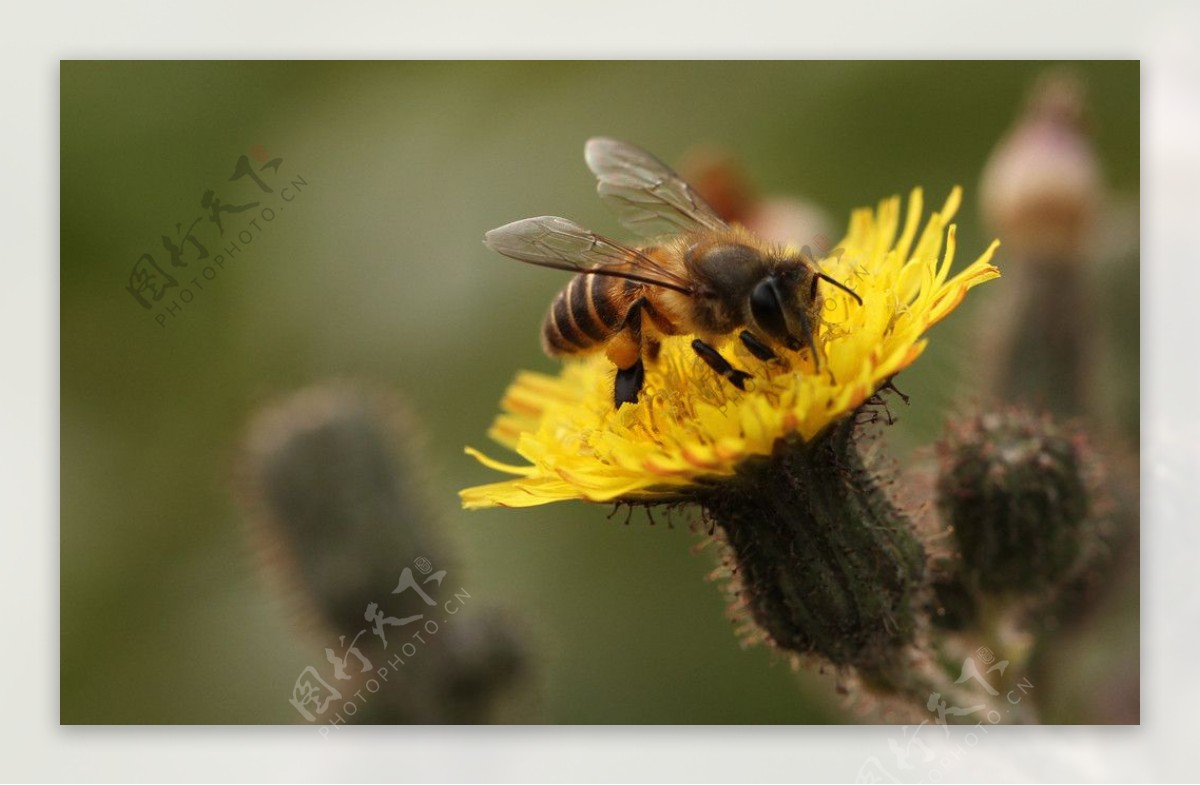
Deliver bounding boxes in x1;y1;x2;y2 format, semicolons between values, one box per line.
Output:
237;382;525;723
239;383;438;628
699;414;927;674
936;409;1093;596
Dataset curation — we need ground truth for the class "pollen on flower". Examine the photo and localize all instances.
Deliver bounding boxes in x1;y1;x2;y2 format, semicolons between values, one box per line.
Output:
460;188;1000;510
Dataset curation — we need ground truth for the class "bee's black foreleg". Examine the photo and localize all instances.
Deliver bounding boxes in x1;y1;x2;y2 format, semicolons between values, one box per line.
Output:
614;359;646;407
691;339;752;390
739;330;778;362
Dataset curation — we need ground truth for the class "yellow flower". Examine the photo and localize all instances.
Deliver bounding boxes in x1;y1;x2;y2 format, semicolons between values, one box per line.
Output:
461;188;999;510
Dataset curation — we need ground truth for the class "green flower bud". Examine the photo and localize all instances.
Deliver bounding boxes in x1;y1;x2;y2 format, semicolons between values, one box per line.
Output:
698;416;927;673
237;382;525;723
936;409;1091;596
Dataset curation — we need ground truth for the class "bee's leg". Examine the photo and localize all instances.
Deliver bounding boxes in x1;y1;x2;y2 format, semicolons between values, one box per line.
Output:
691;339;752;390
738;330;778;362
614;359;645;407
607;298;650;407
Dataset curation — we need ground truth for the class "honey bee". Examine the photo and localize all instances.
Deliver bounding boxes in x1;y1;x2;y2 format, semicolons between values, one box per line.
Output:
485;138;862;407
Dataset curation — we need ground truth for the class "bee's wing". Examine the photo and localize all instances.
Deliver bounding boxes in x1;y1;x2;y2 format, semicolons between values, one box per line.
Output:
585;137;729;238
484;216;693;294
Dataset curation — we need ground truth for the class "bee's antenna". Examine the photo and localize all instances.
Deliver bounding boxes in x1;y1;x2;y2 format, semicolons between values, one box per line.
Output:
815;272;863;306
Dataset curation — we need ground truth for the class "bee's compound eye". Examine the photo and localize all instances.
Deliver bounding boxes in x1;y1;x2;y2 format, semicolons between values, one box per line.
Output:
750;279;788;342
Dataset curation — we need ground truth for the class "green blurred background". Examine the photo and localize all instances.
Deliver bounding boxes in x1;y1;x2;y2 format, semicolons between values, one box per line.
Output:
61;61;1138;724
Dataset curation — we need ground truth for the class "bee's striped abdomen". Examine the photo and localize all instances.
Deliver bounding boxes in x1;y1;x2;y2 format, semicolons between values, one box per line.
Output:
541;273;628;356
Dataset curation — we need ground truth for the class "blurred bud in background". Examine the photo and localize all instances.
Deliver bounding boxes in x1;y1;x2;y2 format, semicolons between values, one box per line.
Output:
679;146;835;249
237;383;526;723
981;70;1100;264
936;408;1108;604
977;70;1105;421
969;70;1139;724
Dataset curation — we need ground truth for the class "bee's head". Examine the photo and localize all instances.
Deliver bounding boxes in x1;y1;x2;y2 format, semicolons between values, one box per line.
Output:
687;242;861;356
749;255;863;361
749;268;812;354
